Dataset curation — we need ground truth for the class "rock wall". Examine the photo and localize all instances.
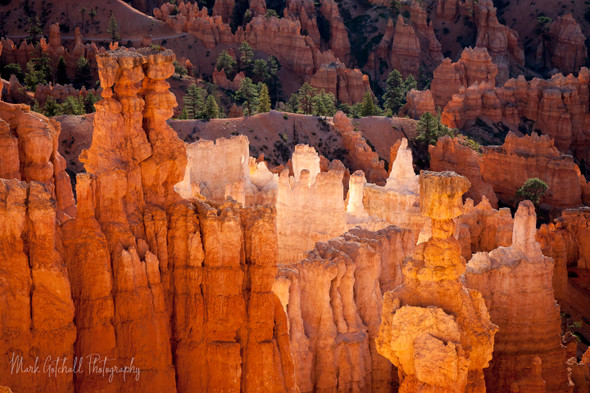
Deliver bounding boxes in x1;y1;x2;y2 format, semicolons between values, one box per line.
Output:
465;201;572;393
429;135;498;207
430;47;498;109
276;144;347;263
547;14;587;76
275;225;415;393
376;171;497;392
481;132;589;211
440;69;590;159
0;48;298;393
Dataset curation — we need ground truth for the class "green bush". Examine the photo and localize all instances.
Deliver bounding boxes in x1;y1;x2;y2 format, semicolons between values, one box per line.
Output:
516;177;548;205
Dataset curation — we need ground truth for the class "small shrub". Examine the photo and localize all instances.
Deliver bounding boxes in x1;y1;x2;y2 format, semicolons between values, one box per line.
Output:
516;177;548;205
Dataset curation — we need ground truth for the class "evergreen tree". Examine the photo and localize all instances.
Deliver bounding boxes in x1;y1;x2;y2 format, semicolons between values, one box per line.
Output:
183;84;205;119
216;50;237;76
60;96;86;115
43;98;63;117
360;90;379;117
516;178;548;205
74;57;92;89
252;59;268;82
26;17;43;45
236;77;258;116
312;89;336;116
2;63;23;81
239;41;254;72
24;53;52;90
56;57;69;85
203;94;220;120
258;83;271;113
83;91;100;113
243;9;253;25
383;69;405;115
413;111;457;167
403;74;417;93
296;83;317;114
107;14;120;42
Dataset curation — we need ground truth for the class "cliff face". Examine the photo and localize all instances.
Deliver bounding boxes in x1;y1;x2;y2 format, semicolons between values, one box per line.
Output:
465;201;572;393
481;132;588;211
439;68;590;163
430;47;498;109
275;225;415;393
547;14;588;76
376;171;497;392
474;0;524;83
0;102;76;392
429;135;498;207
0;48;297;393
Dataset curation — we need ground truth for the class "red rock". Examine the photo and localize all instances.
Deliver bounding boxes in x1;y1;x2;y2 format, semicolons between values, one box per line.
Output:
475;0;524;83
212;68;245;91
310;61;372;104
332;111;387;183
319;0;351;64
429;135;498;207
391;15;420;77
430;47;498;109
276;225;415;392
547;14;587;75
212;0;235;23
465;201;572;393
481;132;587;212
405;89;436;119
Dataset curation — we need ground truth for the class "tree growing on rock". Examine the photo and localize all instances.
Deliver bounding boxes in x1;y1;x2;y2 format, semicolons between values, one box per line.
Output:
216;50;237;77
360;90;380;117
516;178;548;205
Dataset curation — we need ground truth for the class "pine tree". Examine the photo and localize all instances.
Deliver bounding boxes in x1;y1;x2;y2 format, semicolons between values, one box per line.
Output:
26;17;43;45
360;90;379;117
403;74;417;93
107;14;120;42
239;41;253;72
252;59;268;82
203;94;220;120
296;83;317;114
383;69;405;115
74;57;92;89
236;77;259;116
56;57;69;85
258;83;271;112
216;50;237;76
183;84;205;119
312;89;336;116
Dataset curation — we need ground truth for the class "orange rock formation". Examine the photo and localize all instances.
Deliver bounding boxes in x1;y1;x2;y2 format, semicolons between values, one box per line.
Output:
376;171;497;392
465;201;572;393
429;135;498;207
481;132;589;211
547;14;587;76
430;47;498;109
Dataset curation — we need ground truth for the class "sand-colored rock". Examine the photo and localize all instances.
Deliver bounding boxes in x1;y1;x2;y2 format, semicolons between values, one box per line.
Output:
277;225;415;393
276;144;346;263
429;135;498;207
547;14;587;76
364;138;425;239
465;201;572;393
376;171;497;393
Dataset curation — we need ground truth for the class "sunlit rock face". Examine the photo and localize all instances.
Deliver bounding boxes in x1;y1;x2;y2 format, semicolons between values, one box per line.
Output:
275;225;415;393
465;201;572;393
376;171;497;393
364;138;426;241
276;144;347;264
429;135;498;208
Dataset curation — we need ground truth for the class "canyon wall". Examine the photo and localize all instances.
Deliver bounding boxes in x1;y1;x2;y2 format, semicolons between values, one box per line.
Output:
465;201;572;393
